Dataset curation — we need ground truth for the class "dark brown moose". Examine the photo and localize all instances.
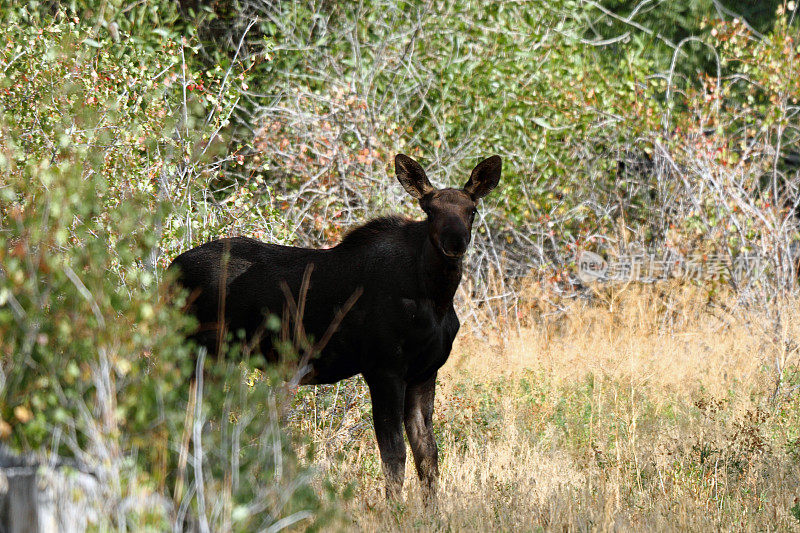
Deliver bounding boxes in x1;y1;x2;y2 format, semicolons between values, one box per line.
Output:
169;153;501;501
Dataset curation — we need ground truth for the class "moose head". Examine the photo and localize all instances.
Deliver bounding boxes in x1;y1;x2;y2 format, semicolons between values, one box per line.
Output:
395;153;502;258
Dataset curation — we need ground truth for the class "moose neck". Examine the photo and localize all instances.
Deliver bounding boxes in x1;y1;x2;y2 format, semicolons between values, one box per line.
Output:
420;226;463;316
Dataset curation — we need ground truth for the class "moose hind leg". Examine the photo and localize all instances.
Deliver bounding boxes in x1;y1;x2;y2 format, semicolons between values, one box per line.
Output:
404;374;439;503
366;376;407;501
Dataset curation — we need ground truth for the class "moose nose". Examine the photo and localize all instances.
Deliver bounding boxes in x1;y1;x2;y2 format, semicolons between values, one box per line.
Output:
440;234;467;258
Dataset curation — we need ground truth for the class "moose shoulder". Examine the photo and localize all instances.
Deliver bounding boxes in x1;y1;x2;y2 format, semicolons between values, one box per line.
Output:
169;153;502;501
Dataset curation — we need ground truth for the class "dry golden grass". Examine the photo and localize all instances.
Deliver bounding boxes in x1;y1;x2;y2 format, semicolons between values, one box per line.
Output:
292;283;800;531
449;282;772;400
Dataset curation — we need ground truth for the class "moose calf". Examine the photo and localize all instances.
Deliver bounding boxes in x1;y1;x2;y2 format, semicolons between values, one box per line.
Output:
169;153;502;501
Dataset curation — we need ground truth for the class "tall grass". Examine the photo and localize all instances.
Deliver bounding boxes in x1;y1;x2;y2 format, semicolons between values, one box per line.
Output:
292;284;800;530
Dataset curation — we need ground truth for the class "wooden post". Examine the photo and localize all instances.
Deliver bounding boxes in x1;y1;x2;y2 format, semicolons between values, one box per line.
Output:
1;448;91;533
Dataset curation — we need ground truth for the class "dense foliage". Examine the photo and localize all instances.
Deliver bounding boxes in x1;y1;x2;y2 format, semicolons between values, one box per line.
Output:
181;0;799;292
0;6;327;530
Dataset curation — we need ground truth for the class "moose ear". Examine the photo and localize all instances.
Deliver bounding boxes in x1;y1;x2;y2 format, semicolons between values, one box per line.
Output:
395;154;434;199
464;155;502;200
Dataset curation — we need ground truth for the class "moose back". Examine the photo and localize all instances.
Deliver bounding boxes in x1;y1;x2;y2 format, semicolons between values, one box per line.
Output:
169;153;502;501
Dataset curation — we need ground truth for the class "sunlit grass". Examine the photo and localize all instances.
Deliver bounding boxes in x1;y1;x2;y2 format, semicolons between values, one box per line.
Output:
290;284;800;530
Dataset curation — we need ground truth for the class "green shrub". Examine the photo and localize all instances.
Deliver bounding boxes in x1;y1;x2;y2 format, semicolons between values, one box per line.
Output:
0;9;327;529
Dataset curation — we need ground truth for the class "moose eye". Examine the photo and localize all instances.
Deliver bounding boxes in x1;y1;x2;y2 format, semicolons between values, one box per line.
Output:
470;208;477;220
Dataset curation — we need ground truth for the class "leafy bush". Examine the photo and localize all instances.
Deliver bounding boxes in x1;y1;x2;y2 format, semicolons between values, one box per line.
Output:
0;9;327;530
200;1;798;299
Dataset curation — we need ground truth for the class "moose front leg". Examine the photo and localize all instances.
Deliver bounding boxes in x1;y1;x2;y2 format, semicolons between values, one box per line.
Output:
404;373;439;504
366;375;407;501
